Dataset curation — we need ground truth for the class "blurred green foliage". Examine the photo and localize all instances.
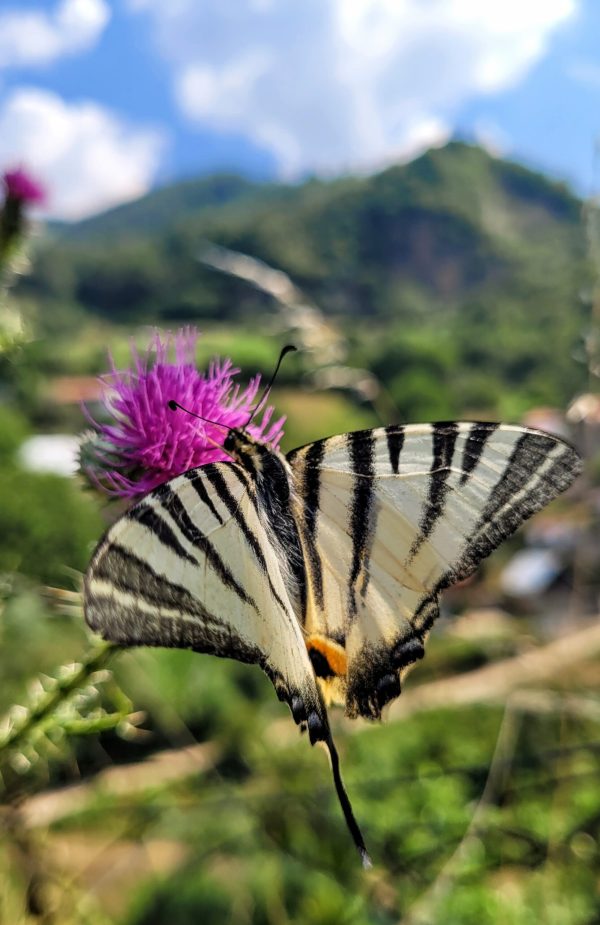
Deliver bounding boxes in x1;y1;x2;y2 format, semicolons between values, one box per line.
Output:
0;467;103;584
0;404;30;461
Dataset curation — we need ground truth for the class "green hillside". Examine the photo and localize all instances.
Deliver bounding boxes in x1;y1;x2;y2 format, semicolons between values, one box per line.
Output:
19;141;591;419
56;173;282;242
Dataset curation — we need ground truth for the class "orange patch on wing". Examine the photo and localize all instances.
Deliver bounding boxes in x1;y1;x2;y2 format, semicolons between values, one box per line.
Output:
306;634;347;676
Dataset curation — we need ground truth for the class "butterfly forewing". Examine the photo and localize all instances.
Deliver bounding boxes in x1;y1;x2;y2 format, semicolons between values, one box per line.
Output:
84;461;329;741
288;422;581;720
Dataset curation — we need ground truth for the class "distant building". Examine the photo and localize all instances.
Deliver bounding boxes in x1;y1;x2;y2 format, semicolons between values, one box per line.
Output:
567;393;600;458
19;434;80;477
17;376;103;477
48;376;103;405
522;406;571;440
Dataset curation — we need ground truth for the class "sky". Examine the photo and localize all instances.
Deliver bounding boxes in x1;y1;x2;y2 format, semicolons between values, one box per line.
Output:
0;0;599;220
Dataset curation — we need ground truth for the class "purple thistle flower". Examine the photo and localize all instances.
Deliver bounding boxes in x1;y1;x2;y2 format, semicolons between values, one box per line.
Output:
82;327;286;499
0;168;46;266
3;168;46;206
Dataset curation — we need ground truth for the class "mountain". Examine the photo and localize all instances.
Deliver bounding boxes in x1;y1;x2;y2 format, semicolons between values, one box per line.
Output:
20;142;590;417
31;141;584;315
56;173;288;242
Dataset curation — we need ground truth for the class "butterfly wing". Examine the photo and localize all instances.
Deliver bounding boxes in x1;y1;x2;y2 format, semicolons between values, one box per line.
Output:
288;422;582;720
84;462;329;742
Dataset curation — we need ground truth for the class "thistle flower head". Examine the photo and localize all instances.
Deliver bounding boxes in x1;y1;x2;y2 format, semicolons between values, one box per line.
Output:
3;168;46;206
0;168;46;268
82;327;286;499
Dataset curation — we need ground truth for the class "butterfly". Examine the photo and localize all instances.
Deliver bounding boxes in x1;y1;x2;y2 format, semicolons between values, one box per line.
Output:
84;404;582;866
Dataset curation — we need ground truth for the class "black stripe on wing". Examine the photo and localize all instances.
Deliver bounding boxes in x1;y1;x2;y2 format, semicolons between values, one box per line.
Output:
184;470;224;524
203;465;290;615
474;431;556;526
301;440;326;610
348;431;377;615
385;425;405;474
459;422;499;485
153;482;257;609
127;503;198;565
409;422;458;561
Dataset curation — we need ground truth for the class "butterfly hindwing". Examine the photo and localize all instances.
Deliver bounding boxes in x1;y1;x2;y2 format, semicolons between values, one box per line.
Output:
288;422;581;720
84;461;329;742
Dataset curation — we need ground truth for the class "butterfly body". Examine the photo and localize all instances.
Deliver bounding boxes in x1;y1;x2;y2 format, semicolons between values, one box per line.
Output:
84;418;582;864
224;428;309;626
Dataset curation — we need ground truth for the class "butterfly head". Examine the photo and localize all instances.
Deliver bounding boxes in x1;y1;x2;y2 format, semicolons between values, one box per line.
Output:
223;427;261;457
168;399;273;468
223;426;292;488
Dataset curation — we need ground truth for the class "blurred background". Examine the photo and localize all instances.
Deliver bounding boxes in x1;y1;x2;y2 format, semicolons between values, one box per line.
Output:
2;1;600;923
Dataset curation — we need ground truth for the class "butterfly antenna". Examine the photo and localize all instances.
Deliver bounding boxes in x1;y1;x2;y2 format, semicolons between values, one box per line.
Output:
325;733;373;869
245;344;297;428
167;400;236;457
167;399;231;431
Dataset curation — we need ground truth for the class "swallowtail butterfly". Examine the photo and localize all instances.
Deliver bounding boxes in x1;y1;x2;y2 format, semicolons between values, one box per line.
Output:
84;409;581;866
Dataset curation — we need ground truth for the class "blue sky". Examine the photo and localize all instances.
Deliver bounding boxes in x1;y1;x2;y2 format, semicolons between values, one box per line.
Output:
0;0;598;219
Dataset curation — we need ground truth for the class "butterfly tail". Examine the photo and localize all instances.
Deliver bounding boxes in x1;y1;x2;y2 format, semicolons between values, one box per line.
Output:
325;733;372;869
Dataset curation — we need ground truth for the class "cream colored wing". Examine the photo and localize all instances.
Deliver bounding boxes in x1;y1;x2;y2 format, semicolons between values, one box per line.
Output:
84;462;328;743
288;422;581;720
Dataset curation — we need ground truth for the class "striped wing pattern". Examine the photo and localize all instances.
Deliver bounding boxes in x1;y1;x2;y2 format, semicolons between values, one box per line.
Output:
84;461;328;741
288;422;581;720
84;419;581;867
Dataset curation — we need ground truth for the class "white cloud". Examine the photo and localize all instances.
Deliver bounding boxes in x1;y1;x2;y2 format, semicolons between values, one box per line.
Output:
0;0;110;70
130;0;576;176
0;88;165;220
